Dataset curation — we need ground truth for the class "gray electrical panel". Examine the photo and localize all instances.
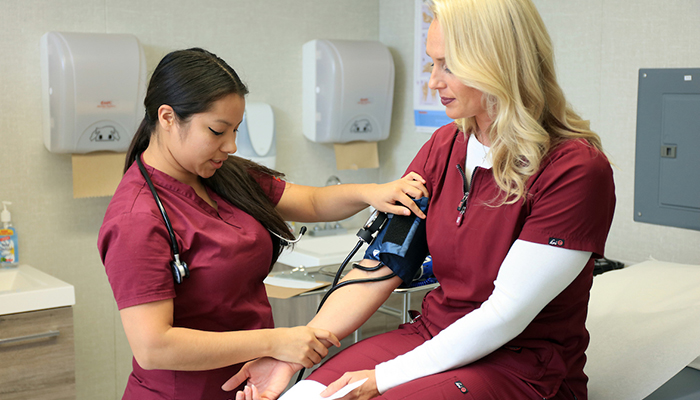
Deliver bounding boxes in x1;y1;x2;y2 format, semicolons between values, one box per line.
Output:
634;68;700;231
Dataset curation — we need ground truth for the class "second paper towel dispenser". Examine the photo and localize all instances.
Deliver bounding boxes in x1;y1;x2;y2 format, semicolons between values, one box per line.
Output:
302;39;395;143
40;31;147;153
236;102;276;169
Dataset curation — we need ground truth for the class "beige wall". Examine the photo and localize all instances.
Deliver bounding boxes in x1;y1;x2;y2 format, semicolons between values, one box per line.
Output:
379;0;700;265
532;0;700;265
1;0;699;399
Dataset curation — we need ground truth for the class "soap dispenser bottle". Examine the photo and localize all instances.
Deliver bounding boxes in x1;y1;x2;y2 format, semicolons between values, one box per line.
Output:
0;201;18;267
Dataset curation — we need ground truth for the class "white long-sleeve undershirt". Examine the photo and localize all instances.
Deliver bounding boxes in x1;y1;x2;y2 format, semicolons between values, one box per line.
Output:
374;240;592;393
374;134;592;393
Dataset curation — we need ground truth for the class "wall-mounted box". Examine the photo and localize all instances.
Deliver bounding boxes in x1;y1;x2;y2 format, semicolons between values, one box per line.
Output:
302;39;395;143
40;32;147;153
634;68;700;231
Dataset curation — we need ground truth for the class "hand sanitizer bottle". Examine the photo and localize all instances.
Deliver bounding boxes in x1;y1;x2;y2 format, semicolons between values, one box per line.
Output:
1;201;18;267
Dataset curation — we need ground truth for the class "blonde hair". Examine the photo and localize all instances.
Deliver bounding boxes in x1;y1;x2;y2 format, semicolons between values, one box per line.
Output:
430;0;603;204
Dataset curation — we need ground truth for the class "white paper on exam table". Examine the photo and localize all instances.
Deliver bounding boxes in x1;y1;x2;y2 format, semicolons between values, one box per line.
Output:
585;260;700;400
689;356;700;371
279;378;368;400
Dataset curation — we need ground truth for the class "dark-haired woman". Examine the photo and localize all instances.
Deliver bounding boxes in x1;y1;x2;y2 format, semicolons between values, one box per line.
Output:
97;48;428;400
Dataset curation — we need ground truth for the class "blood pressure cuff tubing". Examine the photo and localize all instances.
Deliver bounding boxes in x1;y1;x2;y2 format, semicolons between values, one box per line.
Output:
364;197;430;286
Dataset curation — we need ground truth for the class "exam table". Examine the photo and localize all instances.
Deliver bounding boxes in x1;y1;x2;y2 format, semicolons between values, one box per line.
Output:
585;260;700;400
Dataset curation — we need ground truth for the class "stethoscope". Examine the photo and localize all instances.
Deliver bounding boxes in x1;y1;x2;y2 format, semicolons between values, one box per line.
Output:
135;155;305;284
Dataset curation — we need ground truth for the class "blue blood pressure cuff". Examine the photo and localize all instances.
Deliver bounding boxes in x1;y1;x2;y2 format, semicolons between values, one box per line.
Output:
364;197;430;286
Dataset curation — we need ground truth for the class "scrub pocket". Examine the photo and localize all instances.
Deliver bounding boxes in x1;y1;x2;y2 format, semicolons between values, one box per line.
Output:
486;343;567;399
386;375;475;400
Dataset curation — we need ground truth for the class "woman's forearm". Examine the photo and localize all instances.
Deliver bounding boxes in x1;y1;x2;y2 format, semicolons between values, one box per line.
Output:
278;182;377;223
120;300;336;371
133;326;280;371
276;173;428;223
307;264;402;340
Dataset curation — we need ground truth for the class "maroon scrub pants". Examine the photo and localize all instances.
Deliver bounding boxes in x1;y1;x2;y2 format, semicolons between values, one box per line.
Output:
308;315;580;400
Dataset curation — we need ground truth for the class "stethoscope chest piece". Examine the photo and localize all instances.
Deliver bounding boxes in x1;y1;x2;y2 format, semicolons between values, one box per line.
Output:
171;256;190;285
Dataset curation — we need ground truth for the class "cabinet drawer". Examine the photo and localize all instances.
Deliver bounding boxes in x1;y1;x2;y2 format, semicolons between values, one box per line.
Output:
0;306;75;399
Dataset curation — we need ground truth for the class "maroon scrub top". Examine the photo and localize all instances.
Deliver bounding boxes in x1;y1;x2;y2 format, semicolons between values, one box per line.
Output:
98;157;285;400
407;123;616;398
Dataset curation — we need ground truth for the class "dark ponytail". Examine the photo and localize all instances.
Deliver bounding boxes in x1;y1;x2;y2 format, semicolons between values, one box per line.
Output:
124;116;154;173
124;48;293;268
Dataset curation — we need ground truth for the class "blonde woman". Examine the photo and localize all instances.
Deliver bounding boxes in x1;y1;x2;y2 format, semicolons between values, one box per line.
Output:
227;0;615;399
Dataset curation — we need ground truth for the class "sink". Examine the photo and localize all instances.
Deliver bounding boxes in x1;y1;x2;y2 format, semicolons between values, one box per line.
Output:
0;265;75;315
277;233;367;268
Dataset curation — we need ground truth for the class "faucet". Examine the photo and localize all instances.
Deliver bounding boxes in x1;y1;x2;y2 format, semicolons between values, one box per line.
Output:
309;176;347;236
325;175;341;186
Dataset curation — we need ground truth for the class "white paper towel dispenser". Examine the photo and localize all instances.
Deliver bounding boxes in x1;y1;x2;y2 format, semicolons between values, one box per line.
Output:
40;32;147;153
236;102;276;169
302;39;395;143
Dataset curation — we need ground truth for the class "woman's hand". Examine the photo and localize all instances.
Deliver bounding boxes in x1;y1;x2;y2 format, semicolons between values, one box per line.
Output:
269;327;340;368
368;172;429;218
320;370;379;400
235;384;261;400
223;357;302;399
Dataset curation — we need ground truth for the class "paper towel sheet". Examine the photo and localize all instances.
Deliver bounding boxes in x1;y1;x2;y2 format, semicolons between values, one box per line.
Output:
72;152;126;198
585;260;700;400
334;142;379;170
279;378;368;400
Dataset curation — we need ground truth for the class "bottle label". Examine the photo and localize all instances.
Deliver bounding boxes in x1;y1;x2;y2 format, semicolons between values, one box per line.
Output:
0;227;17;264
0;235;15;263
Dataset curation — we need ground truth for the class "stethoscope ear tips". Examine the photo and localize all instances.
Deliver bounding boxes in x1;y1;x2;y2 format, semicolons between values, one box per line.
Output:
271;225;307;247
